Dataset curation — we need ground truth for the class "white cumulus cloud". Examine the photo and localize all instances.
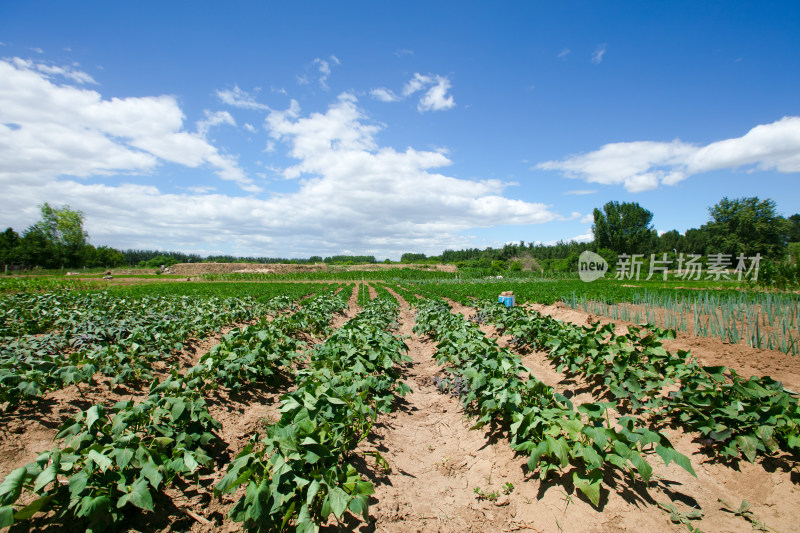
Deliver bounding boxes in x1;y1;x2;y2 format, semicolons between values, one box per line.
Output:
0;61;561;259
370;87;400;102
12;57;97;84
196;110;236;137
537;116;800;192
260;93;554;245
0;57;256;191
314;55;339;90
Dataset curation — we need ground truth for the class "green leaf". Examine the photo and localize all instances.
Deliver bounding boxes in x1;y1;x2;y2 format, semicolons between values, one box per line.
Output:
349;493;370;521
113;447;134;470
153;436;174;448
304;450;321;464
171;399;186;420
306;479;321;506
296;504;316;533
547;436;569;467
626;451;653;483
184;451;199;473
77;495;111;519
735;435;758;463
558;418;584;439
88;450;112;473
0;467;28;506
0;505;13;528
86;405;101;431
69;471;89;499
141;461;163;489
328;486;349;518
326;396;347;405
573;471;601;507
527;440;549;472
280;500;296;531
12;494;55;521
655;445;696;477
121;478;154;511
33;463;58;493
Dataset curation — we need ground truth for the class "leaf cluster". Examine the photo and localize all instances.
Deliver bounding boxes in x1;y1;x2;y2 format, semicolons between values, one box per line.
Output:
0;373;220;530
414;299;695;507
215;297;410;531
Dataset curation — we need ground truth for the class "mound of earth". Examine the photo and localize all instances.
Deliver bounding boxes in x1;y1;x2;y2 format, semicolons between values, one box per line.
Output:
132;262;457;276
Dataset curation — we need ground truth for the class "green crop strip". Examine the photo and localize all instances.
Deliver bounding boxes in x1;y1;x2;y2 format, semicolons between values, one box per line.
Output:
413;299;696;507
0;373;220;531
0;292;279;406
196;292;348;390
562;290;800;356
0;291;349;529
476;301;800;464
215;297;411;531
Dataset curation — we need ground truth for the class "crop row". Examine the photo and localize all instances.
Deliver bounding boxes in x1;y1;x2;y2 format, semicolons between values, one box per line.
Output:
215;296;411;531
197;292;349;391
476;301;800;463
0;372;221;531
0;291;315;406
0;290;350;530
413;299;695;507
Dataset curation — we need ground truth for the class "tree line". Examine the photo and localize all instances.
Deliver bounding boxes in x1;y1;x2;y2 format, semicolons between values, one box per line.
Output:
404;196;800;271
0;204;382;270
1;197;798;272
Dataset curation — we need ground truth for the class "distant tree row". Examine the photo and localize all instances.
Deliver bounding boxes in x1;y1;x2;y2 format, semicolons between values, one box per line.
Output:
0;204;126;270
2;197;797;273
592;197;798;258
400;196;799;272
0;206;382;271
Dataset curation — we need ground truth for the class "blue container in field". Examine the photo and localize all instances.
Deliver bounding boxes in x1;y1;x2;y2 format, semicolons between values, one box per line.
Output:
498;295;515;307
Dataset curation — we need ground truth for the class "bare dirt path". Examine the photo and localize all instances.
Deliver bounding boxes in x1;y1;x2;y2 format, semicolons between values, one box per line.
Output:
358;292;684;532
358;291;527;531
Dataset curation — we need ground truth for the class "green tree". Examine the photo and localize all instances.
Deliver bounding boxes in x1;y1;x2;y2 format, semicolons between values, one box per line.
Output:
401;252;427;263
683;228;709;255
592;201;658;254
88;245;126;268
788;213;800;243
702;197;789;259
18;227;58;268
27;203;90;267
0;228;21;270
145;255;179;268
657;230;685;254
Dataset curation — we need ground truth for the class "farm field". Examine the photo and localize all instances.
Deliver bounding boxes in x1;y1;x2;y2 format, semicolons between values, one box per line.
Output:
0;274;798;532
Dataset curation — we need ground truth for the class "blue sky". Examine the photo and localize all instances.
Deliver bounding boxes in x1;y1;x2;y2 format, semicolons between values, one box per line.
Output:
1;1;799;259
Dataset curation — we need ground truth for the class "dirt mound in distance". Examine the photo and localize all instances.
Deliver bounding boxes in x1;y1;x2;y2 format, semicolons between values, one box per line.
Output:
139;262;458;276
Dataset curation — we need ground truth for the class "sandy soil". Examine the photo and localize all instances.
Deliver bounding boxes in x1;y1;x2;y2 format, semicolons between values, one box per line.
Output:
2;286;799;532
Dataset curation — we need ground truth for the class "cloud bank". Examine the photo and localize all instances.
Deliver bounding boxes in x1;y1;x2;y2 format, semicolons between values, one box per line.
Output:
538;116;800;192
0;58;556;258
